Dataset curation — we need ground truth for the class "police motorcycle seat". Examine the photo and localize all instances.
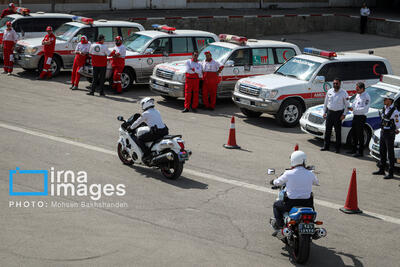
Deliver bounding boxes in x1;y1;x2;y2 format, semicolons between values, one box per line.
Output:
153;135;182;143
288;207;316;221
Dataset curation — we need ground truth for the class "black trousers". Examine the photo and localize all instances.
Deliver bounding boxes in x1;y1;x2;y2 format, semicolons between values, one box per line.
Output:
379;131;395;175
324;109;344;150
273;197;314;227
360;16;368;34
137;127;169;156
351;115;367;153
91;66;106;94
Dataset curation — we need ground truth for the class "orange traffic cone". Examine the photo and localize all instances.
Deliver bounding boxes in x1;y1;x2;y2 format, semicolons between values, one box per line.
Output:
223;116;240;149
294;143;299;151
340;169;362;214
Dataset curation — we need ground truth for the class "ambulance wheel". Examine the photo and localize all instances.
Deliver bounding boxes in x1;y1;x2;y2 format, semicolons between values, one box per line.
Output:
121;68;134;90
38;56;61;77
240;108;262;118
276;99;303;127
161;95;178;101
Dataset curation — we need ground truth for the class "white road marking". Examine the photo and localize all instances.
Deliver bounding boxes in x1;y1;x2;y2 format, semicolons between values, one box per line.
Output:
1;122;400;225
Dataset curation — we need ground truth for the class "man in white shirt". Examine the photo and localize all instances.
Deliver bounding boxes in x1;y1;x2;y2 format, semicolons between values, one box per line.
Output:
347;82;370;157
2;21;18;75
322;78;349;153
201;51;223;110
183;51;203;113
360;2;370;34
130;97;169;160
372;92;400;179
272;151;319;233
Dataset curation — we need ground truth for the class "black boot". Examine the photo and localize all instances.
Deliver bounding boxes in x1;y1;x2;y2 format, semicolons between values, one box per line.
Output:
372;169;385;175
384;170;394;179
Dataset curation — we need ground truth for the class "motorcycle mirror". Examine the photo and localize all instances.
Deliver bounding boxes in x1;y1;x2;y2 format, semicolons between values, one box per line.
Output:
117;116;124;121
267;168;275;175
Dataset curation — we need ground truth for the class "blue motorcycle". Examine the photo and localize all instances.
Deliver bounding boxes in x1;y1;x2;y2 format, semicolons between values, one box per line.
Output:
268;168;327;264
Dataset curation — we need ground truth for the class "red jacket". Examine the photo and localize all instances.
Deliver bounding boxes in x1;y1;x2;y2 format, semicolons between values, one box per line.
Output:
42;33;56;55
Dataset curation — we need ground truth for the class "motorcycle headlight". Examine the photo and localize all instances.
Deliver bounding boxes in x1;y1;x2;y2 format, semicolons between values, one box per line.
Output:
174;73;185;83
25;46;38;55
260;89;278;99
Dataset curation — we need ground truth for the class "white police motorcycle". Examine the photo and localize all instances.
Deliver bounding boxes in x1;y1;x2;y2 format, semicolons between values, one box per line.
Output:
117;114;191;179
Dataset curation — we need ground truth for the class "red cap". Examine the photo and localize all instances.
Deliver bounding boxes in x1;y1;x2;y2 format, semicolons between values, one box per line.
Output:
9;3;15;8
46;26;53;31
115;36;122;42
6;21;12;26
204;51;211;55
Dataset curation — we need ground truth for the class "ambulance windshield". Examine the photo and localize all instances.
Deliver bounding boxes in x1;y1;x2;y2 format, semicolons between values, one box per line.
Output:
55;24;79;41
198;44;232;63
275;58;321;81
125;33;152;53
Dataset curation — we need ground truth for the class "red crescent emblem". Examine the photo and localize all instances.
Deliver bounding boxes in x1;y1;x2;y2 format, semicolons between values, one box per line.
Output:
373;63;380;76
282;50;288;61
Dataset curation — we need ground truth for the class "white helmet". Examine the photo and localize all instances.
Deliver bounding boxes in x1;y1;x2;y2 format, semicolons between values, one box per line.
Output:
140;97;155;111
290;150;307;167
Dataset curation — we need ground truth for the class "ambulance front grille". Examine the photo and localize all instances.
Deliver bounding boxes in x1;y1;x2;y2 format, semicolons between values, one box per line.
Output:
156;69;174;80
239;84;260;96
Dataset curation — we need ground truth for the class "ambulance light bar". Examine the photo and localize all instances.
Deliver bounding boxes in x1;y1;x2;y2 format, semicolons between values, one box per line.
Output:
304;47;337;59
219;34;247;45
15;7;30;16
72;16;94;25
151;24;176;33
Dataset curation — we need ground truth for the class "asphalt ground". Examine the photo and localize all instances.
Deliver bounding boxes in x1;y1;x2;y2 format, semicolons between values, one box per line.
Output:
1;31;400;266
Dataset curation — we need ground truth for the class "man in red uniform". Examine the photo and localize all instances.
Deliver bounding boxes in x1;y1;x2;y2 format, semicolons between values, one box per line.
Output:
2;21;18;75
109;36;126;94
70;35;90;90
1;3;15;19
88;34;109;96
201;51;223;110
182;51;202;113
38;26;56;80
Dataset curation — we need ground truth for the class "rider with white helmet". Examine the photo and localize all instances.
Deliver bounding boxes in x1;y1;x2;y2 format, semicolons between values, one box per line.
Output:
271;150;319;234
129;97;168;159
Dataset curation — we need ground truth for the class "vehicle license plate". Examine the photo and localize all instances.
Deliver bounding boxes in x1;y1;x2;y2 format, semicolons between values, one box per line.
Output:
299;223;315;234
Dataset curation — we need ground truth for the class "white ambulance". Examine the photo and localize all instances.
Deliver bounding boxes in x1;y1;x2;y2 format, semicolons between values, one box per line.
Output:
13;16;144;76
80;24;218;91
233;48;392;127
149;34;301;100
0;8;74;57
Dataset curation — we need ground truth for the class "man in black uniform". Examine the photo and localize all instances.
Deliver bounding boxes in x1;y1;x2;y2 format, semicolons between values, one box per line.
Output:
372;92;400;179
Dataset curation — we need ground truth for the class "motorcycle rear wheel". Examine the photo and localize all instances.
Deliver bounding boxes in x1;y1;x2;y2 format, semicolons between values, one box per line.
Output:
160;151;183;180
117;143;134;165
292;234;311;264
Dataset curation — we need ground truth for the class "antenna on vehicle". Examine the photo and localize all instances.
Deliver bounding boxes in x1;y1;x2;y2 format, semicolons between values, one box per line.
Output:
368;50;374;55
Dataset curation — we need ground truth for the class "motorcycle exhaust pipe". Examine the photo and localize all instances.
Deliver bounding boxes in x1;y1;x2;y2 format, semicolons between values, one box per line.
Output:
282;227;293;238
313;228;327;240
150;152;174;166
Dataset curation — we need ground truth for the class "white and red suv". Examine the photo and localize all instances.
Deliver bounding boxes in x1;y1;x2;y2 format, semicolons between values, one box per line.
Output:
233;48;392;127
13;16;144;76
80;24;218;91
150;34;301;100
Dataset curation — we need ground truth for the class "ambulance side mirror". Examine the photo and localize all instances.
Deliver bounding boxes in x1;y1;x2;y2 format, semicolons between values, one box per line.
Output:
144;48;154;55
225;60;234;67
314;76;325;83
72;37;79;43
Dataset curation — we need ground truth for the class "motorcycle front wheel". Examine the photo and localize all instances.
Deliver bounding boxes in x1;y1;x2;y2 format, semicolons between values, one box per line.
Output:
160;151;183;180
292;234;311;264
117;143;134;165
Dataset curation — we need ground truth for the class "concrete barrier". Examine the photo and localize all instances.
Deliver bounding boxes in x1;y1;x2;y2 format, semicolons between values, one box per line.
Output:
130;14;400;39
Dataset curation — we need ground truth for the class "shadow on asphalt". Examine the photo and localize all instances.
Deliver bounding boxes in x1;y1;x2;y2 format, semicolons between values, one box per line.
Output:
280;243;364;267
129;164;209;190
241;116;304;134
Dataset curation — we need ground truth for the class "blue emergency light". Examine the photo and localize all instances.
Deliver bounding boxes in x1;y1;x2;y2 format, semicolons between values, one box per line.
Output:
304;47;337;58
